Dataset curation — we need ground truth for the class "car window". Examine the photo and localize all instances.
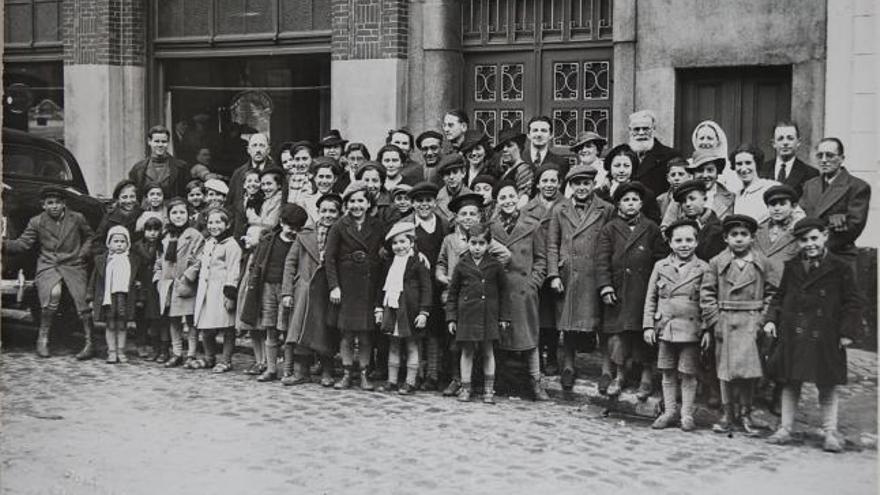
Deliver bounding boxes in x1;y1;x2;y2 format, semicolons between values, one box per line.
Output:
3;145;73;182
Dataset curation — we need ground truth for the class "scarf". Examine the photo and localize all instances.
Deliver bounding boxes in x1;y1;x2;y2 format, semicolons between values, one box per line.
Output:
499;210;519;234
573;197;592;220
617;211;640;226
164;222;189;262
382;250;412;309
317;224;330;255
103;225;132;305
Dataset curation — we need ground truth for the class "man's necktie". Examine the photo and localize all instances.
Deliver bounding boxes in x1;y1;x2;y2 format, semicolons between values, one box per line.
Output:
776;164;787;183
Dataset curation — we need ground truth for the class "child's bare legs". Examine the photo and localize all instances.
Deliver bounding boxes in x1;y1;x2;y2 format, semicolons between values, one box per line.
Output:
105;316;118;363
186;321;199;359
680;373;697;428
404;339;419;388
249;329;266;370
220;327;235;364
459;343;475;401
357;333;375;390
480;342;496;403
386;337;402;388
201;329;217;365
606;334;626;396
527;347;549;401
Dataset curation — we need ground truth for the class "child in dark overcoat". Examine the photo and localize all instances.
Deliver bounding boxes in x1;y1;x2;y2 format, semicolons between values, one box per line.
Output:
643;219;710;431
700;214;776;435
763;217;864;452
446;223;511;404
87;226;142;364
375;222;432;394
131;215;165;361
596;182;667;399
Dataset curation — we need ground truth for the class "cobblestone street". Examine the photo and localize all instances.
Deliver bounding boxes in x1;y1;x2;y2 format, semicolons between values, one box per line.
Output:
1;332;876;495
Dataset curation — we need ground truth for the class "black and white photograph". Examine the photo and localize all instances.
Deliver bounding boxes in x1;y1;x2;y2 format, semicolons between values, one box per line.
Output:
0;1;877;493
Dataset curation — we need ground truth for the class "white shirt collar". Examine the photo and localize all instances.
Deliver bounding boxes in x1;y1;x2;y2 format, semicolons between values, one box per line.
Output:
415;214;437;234
775;156;794;175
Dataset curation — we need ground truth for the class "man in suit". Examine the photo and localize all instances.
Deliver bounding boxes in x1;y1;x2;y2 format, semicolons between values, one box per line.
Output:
759;121;819;197
627;110;681;196
226;133;272;238
799;137;871;269
441;109;469;156
522;116;570;179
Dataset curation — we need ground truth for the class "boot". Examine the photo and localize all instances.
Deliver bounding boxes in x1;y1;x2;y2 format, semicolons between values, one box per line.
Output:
75;315;96;360
282;357;310;386
360;369;375;391
531;377;550;402
712;404;734;434
116;329;128;364
105;329;118;364
334;368;353;390
155;341;170;363
280;345;295;380
36;310;53;358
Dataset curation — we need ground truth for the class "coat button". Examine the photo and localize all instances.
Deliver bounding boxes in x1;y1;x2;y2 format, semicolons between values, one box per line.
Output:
481;296;486;300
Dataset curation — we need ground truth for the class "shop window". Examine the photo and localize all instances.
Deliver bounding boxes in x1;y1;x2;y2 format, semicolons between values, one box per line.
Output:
4;0;63;46
163;54;330;177
2;62;64;142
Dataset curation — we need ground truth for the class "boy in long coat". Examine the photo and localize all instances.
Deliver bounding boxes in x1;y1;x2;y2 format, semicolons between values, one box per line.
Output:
763;217;864;452
547;165;614;390
596;182;667;399
3;186;96;358
700;214;776;435
490;181;549;400
754;185;806;286
281;193;343;387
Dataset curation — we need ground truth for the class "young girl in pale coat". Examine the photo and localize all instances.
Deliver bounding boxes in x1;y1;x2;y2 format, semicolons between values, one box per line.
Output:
154;198;204;367
185;207;242;372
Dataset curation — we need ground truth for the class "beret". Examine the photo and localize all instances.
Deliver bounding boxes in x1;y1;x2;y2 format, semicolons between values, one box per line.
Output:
664;218;700;238
535;163;562;181
437;153;466;175
722;214;758;234
690;147;727;170
279;203;309;230
471;174;497;189
385;221;416;241
763;184;798;205
672;179;707;203
447;192;485;213
408;181;440;199
316;192;343;209
355;161;386;182
390;183;413;197
259;166;285;178
792;217;827;238
341;181;369;203
416;130;443;148
493;179;518;199
565;164;599;183
204;178;229;196
612;181;647;203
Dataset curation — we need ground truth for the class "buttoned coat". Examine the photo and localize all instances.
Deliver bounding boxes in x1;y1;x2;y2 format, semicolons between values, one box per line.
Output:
189;235;242;329
547;196;614;333
490;211;547;351
759;157;818;198
445;253;510;342
754;216;804;286
376;255;433;339
435;230;511;302
633;140;681;196
131;239;161;320
522;196;563;329
239;228;292;328
799;168;871;258
660;183;735;229
3;211;95;312
700;249;776;381
642;255;709;343
86;252;143;322
153;227;203;317
324;214;385;332
281;227;336;354
596;215;668;333
764;253;863;385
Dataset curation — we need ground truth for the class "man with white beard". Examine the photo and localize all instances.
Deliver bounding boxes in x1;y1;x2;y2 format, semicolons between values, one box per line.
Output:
628;110;681;196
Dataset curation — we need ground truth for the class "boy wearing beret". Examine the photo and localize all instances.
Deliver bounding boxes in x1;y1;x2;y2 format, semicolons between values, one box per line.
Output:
643;219;710;430
669;179;725;262
3;186;97;358
763;217;864;452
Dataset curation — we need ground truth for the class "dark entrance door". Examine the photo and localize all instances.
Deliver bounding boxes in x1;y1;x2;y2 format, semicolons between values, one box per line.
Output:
676;66;792;160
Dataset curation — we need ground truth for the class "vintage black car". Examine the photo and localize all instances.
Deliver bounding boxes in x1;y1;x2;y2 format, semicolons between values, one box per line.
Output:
1;128;106;324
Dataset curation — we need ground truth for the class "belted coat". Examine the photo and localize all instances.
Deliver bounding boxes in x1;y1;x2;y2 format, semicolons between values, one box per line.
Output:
546;196;614;333
642;255;709;343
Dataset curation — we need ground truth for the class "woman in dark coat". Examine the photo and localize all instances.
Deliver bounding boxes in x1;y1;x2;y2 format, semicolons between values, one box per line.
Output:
281;193;343;387
596;182;667;398
490;181;549;400
764;218;864;451
325;182;386;391
91;179;143;258
596;144;662;224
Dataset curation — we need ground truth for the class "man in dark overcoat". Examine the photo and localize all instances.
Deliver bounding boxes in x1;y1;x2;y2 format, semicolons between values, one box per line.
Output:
128;125;191;199
627;110;681;196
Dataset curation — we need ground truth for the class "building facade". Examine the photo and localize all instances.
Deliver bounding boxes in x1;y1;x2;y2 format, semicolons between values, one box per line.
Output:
3;0;877;242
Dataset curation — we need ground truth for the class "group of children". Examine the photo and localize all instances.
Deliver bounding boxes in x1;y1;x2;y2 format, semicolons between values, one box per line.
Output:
2;143;864;454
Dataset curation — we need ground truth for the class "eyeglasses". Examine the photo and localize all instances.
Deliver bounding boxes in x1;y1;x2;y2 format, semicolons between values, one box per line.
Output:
815;151;838;158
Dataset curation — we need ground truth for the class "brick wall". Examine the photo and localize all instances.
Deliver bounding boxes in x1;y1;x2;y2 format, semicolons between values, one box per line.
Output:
62;0;145;65
332;0;408;60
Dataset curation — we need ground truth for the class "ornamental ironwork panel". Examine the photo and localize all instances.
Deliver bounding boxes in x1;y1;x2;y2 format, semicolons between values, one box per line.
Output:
462;0;612;46
501;64;524;102
583;108;609;139
553;62;578;101
584;61;609;99
552;109;578;146
474;110;498;141
500;110;524;133
475;65;498;102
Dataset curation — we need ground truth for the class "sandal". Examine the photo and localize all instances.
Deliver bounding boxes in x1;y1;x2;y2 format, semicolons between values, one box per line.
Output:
212;362;233;374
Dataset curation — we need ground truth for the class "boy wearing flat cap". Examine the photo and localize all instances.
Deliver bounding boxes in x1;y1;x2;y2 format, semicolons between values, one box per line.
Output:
700;214;776;435
3;186;97;358
763;217;864;452
596;181;668;399
435;154;472;223
754;184;805;285
670;179;725;262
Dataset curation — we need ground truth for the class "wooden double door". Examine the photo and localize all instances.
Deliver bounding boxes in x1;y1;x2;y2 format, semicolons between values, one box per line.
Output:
464;47;613;147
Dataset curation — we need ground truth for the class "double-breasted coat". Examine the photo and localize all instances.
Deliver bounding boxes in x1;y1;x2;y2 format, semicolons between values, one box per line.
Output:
754;215;804;286
376;255;433;339
642;255;709;343
490;212;547;351
324;214;385;332
154;227;203;317
282;227;336;354
131;239;161;320
239;228;290;328
596;215;668;333
799;168;871;259
86;252;143;322
700;249;776;381
3;211;95;312
764;253;863;385
188;235;242;329
522;196;561;329
546;196;614;333
445;253;510;342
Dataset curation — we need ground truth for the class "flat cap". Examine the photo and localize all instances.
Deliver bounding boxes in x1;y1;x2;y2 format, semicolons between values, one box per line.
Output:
792;217;827;238
672;179;707;203
722;214;758;234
